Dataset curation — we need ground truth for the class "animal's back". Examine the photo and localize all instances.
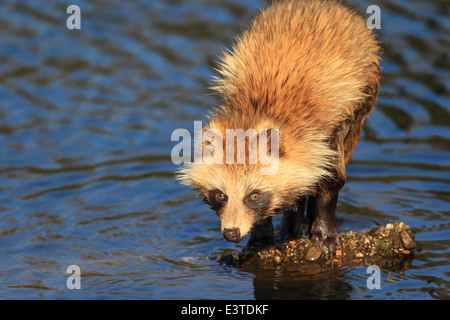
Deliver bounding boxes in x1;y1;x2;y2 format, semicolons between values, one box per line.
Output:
213;0;380;133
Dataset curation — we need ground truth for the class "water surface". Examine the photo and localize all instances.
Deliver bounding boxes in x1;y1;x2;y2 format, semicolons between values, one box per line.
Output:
0;0;449;299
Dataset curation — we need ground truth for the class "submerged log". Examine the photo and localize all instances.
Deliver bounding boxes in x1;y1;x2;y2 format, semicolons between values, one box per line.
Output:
218;222;416;268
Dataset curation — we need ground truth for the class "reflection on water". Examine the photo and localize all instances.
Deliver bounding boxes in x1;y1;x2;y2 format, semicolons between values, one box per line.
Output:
0;0;449;299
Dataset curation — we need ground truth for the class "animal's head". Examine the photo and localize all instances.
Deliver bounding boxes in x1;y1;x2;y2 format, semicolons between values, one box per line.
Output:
177;118;334;243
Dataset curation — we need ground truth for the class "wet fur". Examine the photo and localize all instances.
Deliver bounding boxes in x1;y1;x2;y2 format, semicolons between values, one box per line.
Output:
178;0;381;257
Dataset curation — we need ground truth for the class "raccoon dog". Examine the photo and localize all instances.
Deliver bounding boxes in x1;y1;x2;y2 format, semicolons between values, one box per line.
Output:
178;0;380;258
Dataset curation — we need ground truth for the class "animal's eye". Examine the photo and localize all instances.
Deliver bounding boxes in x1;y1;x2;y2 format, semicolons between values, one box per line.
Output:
249;192;259;201
244;190;269;212
215;191;227;202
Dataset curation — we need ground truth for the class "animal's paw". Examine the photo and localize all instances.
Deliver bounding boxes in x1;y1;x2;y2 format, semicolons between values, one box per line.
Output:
311;231;342;260
246;236;275;253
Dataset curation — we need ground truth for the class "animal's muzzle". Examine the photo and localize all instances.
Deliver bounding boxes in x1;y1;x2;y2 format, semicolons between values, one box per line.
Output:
223;228;241;243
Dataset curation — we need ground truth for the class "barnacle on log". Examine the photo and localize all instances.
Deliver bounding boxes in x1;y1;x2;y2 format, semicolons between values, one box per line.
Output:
217;222;416;268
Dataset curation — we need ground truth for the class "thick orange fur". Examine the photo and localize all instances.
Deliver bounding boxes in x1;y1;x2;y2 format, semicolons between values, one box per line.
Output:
178;0;380;254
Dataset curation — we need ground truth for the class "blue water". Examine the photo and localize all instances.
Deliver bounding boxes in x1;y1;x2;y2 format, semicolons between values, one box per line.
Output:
0;0;448;299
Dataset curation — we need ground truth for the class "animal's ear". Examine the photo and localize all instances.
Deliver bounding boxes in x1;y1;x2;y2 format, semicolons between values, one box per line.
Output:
201;127;225;164
258;128;283;157
268;128;282;151
201;127;224;149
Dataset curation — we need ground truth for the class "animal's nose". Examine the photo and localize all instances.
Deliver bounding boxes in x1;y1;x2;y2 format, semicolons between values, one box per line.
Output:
223;228;241;242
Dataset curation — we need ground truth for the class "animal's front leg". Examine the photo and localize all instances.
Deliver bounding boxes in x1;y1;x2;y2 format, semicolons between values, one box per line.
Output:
309;129;347;259
309;186;342;259
280;197;306;240
246;216;275;252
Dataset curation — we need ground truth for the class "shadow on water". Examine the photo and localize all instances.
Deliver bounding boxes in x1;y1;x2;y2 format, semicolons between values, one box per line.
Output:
228;254;415;299
246;265;354;300
0;0;449;299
